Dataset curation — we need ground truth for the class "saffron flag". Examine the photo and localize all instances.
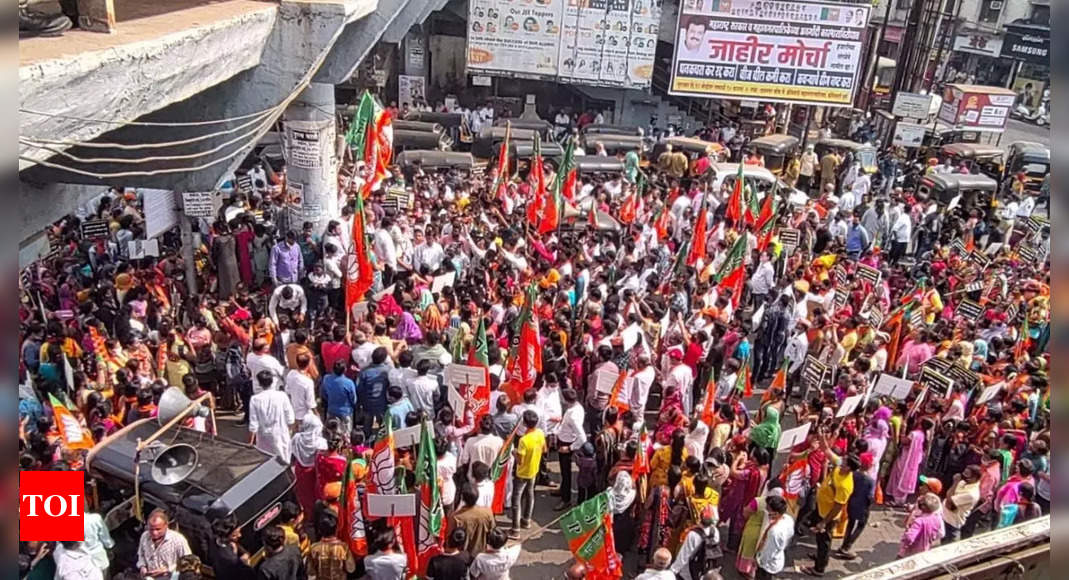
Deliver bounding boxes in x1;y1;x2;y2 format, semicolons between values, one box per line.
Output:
725;163;745;223
504;284;541;403
560;493;623;580
686;206;708;266
735;357;753;397
493;122;512;200
556;136;577;201
699;372;717;427
346;92;393;198
755;186;777;251
491;423;520;514
414;420;443;574
633;426;650;478
345;186;375;313
653;206;670;240
465;319;493;424
608;364;631;413
368;422;396;495
744;184;759;225
713;234;747;284
1014;317;1031;362
768;360;788;395
48;393;94;450
337;458;369;556
527;134;546;227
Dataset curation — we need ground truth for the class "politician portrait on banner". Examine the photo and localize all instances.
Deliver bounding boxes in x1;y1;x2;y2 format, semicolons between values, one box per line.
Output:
669;0;870;106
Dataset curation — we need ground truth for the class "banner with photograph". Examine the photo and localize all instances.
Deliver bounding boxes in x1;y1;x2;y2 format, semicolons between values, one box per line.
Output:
669;0;870;107
467;0;566;79
398;75;426;109
466;0;662;89
557;0;662;88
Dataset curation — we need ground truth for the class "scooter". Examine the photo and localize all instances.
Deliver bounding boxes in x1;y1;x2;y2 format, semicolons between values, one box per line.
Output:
1011;100;1049;126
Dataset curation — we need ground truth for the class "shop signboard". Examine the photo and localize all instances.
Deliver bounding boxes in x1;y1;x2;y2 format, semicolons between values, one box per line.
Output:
892;122;926;147
668;0;871;107
466;0;662;89
937;83;1015;133
1000;24;1050;65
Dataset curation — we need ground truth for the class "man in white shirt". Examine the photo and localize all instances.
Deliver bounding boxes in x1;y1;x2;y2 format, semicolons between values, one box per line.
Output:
469;528;521;580
665;349;695;414
412;226;446;274
268;284;307;327
285;353;316;427
372;216;399;272
784;320;810;399
750;251;776;305
636;548;676;580
54;541;103;580
248;371;296;459
630;354;656;413
850;170;871;202
755;494;794;578
890;209;912;264
556;388;586;510
350;330;378;371
406;359;439;415
460;416;504;480
246;338;285;396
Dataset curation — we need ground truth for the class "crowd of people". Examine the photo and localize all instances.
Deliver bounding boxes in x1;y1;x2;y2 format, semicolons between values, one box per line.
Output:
19;100;1050;580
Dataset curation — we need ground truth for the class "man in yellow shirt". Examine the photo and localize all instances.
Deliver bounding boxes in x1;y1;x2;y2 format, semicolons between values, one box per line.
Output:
802;453;859;577
511;410;546;537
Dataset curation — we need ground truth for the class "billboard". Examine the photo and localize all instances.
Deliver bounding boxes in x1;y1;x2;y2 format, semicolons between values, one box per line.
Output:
938;84;1015;133
466;0;662;89
668;0;871;107
891;92;933;119
1000;24;1050;66
892;122;926;148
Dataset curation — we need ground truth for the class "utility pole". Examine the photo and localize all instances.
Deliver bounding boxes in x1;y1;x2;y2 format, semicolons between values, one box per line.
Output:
177;198;198;296
860;0;895;109
892;0;926;95
916;0;951;91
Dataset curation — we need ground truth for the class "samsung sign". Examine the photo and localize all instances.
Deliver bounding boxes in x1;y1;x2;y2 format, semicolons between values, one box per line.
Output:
1000;24;1050;65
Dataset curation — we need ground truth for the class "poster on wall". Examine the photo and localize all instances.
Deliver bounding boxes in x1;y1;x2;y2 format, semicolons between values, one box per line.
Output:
466;0;565;79
557;0;662;89
398;75;426;108
668;0;871;107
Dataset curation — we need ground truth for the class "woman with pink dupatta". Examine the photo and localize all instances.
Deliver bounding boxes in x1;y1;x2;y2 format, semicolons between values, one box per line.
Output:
862;406;893;480
886;416;934;506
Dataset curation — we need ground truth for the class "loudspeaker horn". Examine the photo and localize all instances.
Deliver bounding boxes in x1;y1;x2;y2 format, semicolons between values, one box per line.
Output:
150;443;198;485
157;386;198;426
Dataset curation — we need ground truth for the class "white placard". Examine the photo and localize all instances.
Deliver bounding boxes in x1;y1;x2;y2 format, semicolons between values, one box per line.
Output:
873;373;914;400
128;239;160;259
143;189;179;239
777;422;812;452
447;384;466;416
63;354;74;389
892;122;927;148
976;382;1005;406
431;271;456;293
836;394;863;418
182;191;216;219
351;301;369;319
445;363;489;388
595;369;620;394
471;75;492;87
365;493;418;518
392;425;421;449
286;120;327;169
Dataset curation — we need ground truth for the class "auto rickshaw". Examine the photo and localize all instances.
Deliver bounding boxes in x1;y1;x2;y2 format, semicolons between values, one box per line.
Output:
814;138;877;174
650;137;727;162
916;173;998;210
747;134;800;174
87;414;296;570
581;124;643;137
1003;142;1049;194
493;118;554;140
392;128;452;152
396;150;475;172
393;120;444;134
581;134;646;156
505;141;564;175
575;155;625;175
404;110;464;128
471;126;539;159
939;143;1004;180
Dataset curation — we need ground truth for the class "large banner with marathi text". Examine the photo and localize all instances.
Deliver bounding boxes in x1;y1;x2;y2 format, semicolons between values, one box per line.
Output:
669;0;870;107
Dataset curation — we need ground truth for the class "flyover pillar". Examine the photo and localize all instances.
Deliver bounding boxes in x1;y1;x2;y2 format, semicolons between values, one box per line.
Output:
282;82;339;235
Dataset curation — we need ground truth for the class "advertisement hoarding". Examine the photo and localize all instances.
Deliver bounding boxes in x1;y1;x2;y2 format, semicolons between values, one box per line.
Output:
668;0;870;107
1000;24;1050;65
467;0;565;79
937;84;1015;133
466;0;662;89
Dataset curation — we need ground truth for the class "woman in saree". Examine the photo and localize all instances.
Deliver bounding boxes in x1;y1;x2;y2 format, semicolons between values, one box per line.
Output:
654;386;689;445
315;430;349;501
886;417;934;506
291;413;327;519
392;311;423;345
637;465;683;563
609;470;638;556
720;445;770;552
736;487;784;578
748;406;782;458
650;428;688;489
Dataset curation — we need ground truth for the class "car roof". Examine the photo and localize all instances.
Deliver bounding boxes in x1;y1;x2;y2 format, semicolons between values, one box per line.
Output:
711;163;775;181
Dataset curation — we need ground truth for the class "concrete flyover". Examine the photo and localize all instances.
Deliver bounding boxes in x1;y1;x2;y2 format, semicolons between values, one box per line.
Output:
19;0;418;240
